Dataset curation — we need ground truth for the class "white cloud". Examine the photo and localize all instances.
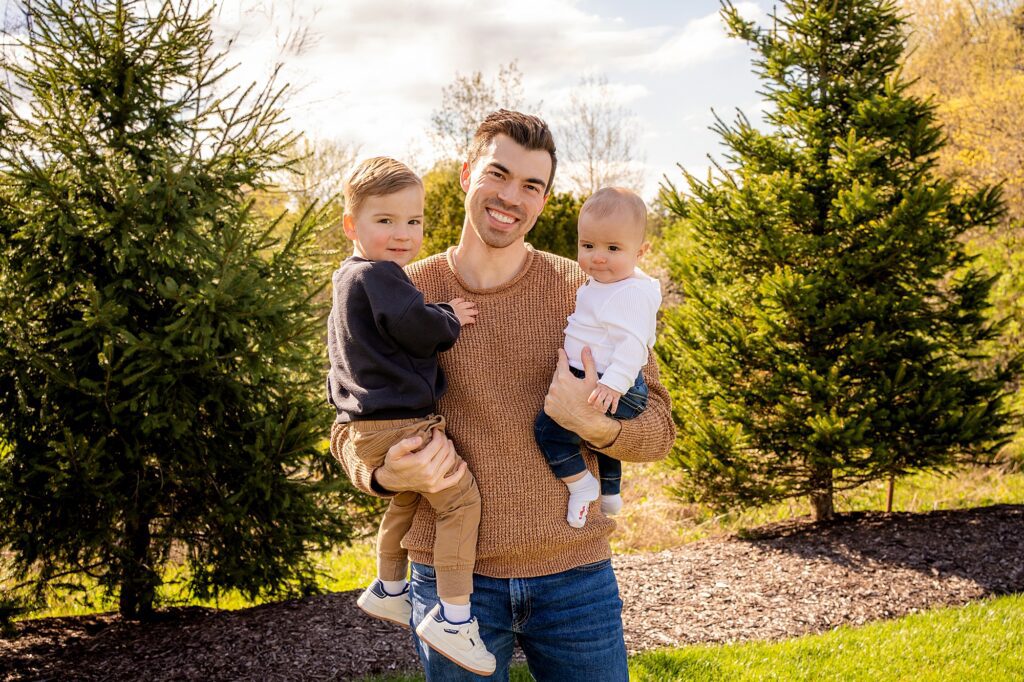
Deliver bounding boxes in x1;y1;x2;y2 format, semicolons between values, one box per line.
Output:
630;2;765;72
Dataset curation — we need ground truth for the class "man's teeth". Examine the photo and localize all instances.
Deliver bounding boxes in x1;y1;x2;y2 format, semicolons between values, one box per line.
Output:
489;209;515;224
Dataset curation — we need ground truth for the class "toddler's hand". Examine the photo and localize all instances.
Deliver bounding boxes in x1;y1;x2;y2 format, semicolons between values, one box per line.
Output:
449;297;478;326
588;384;622;415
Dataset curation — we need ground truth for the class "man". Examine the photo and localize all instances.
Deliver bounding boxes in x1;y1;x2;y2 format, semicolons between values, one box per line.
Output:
334;110;675;681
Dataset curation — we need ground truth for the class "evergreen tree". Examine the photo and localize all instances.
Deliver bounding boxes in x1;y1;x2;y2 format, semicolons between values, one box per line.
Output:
0;0;356;619
658;0;1019;521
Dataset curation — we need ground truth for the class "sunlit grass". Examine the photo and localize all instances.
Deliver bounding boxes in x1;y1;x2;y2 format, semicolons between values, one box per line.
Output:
15;541;377;620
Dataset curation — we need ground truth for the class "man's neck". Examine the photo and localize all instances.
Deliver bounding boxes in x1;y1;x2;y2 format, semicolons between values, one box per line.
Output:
452;236;530;290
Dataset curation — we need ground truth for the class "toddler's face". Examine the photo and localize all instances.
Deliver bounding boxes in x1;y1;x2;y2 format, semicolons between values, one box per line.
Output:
343;185;425;266
577;209;647;284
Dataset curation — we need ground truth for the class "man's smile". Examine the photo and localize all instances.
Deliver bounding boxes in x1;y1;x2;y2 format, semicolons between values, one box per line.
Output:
486;206;521;226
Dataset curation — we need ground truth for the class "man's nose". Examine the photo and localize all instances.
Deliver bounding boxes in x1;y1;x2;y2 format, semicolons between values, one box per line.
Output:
497;183;521;205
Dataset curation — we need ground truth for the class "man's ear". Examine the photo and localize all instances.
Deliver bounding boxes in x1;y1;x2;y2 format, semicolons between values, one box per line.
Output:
460;162;471;192
342;213;357;241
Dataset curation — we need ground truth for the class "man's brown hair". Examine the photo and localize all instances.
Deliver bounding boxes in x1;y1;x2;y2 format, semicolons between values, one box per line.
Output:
343;157;422;216
467;109;557;194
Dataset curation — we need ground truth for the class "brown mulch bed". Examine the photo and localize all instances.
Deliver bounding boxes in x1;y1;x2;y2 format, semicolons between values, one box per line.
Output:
3;504;1022;681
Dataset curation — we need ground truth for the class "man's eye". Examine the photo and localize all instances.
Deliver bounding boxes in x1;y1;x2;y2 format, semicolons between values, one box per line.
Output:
490;171;504;179
525;184;539;193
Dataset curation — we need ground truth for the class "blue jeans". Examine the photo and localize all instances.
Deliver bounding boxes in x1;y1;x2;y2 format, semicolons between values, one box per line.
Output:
534;368;649;496
409;560;628;681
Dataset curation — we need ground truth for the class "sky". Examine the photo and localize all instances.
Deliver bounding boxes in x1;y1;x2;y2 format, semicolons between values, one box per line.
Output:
212;0;772;200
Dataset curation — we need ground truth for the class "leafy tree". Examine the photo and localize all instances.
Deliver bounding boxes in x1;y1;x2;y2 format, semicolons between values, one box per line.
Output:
0;0;356;620
421;161;469;259
557;74;646;196
902;0;1024;464
658;0;1019;521
429;61;531;162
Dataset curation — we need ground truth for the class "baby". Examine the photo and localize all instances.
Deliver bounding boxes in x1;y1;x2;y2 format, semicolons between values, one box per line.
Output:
326;157;495;675
534;187;662;528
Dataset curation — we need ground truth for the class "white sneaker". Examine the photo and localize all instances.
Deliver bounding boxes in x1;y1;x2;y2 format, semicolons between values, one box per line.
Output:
356;579;411;628
415;603;496;676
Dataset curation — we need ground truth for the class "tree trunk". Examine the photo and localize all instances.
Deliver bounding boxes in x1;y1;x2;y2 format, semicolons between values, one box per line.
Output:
886;474;895;513
809;464;835;522
119;511;157;621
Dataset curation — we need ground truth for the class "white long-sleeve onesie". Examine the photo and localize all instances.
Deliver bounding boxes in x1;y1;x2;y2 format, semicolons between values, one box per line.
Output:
562;267;662;394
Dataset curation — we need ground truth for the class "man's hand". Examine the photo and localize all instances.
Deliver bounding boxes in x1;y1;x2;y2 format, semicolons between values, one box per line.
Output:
589;383;622;414
373;428;467;494
449;297;479;326
542;347;621;449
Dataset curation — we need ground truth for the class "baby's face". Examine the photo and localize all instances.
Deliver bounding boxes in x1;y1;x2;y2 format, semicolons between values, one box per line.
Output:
577;209;647;284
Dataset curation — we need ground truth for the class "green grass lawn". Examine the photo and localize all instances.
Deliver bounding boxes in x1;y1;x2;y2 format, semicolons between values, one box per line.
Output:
359;595;1024;681
630;594;1024;682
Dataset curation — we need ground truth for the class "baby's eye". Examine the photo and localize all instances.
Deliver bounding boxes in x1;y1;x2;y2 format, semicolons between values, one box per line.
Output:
608;245;620;251
378;218;393;224
580;243;593;249
409;219;422;226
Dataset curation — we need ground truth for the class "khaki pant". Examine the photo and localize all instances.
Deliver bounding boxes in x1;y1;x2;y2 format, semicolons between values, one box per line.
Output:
340;415;480;599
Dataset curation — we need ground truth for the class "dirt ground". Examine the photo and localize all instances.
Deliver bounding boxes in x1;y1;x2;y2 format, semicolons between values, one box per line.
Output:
2;504;1022;681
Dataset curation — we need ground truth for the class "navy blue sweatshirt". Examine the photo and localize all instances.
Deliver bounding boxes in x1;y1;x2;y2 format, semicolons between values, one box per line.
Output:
326;257;461;423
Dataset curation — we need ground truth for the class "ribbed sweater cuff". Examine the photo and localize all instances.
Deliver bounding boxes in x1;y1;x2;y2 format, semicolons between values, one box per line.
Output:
592;416;644;462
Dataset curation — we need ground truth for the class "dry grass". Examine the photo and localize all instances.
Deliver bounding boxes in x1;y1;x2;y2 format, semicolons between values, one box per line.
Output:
611;463;1024;553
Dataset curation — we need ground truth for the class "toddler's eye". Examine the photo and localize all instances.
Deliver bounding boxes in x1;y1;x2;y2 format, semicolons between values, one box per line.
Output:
609;245;620;251
379;218;392;224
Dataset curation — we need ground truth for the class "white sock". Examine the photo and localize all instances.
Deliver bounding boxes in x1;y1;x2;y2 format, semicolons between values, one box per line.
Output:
380;579;407;596
565;471;600;528
601;494;623;516
440;599;472;624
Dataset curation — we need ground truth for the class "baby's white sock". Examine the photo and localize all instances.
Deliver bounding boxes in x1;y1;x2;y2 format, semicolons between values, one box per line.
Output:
380;579;408;595
440;599;472;624
565;471;600;528
601;494;623;516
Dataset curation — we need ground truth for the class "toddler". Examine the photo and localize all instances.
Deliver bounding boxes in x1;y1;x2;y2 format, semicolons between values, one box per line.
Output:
326;157;494;675
534;187;662;528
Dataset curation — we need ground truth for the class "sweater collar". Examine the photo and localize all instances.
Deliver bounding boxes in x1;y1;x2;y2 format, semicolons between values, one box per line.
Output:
444;244;537;295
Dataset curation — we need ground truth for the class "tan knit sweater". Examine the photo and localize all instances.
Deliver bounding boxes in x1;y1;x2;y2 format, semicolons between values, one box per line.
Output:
337;246;676;577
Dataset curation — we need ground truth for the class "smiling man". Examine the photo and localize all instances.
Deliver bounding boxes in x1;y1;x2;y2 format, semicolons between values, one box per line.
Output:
334;110;675;681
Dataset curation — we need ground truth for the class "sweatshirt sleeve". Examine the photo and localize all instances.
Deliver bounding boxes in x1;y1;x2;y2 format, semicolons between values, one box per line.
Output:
596;284;659;393
364;263;461;358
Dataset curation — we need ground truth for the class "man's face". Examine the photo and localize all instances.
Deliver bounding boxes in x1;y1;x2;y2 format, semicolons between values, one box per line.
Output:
460;134;552;249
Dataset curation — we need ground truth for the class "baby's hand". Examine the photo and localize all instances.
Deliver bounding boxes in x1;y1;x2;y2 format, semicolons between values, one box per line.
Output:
449;297;478;326
588;383;622;414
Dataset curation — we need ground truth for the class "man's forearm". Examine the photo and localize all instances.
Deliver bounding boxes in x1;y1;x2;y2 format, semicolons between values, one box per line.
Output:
580;415;622;450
